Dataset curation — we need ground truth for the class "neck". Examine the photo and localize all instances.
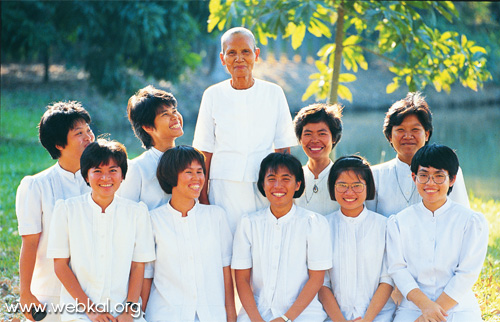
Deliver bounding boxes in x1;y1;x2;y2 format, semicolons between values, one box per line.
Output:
58;157;80;174
307;158;331;179
170;193;196;217
231;76;254;90
154;140;176;153
423;198;447;214
340;205;364;218
91;193;114;213
270;203;293;219
397;154;412;166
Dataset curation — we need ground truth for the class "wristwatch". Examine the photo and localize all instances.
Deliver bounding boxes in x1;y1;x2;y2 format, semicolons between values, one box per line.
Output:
281;314;291;322
125;301;140;313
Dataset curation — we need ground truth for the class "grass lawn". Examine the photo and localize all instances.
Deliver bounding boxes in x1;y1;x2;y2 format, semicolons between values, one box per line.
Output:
1;81;499;321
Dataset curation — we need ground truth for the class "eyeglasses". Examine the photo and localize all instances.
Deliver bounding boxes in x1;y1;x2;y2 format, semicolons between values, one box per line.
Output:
415;173;449;184
335;183;365;193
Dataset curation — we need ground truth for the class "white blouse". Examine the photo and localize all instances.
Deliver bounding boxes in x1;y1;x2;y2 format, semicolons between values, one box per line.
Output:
232;205;332;322
117;147;170;210
366;157;470;217
192;79;297;183
47;194;155;321
295;162;339;216
387;199;488;315
145;202;233;322
16;163;90;297
324;208;395;321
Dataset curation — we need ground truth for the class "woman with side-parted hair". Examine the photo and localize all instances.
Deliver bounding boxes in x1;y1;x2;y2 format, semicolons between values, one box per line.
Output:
366;92;469;218
319;155;395;322
294;103;343;215
232;153;332;322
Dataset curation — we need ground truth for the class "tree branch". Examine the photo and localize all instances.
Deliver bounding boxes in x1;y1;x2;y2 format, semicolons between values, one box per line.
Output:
353;44;405;67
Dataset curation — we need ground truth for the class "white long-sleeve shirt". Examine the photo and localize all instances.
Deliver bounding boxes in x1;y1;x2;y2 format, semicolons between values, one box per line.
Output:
386;199;488;315
324;208;395;321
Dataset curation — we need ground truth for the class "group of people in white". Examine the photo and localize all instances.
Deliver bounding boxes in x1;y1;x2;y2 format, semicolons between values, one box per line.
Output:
16;27;488;322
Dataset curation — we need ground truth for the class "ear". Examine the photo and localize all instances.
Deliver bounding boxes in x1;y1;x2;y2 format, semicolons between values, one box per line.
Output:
295;180;301;192
449;175;457;187
424;130;430;142
411;172;417;183
219;52;226;66
255;47;260;61
142;124;155;135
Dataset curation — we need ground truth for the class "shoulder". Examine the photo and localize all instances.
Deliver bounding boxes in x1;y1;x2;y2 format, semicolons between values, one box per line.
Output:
255;79;285;95
116;195;148;212
197;203;226;218
366;208;388;223
448;201;488;227
371;158;396;173
204;80;231;94
296;206;328;225
19;164;58;186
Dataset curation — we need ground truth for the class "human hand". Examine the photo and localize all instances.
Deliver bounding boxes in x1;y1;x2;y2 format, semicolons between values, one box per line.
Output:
417;301;448;322
87;311;117;322
391;288;404;306
116;312;134;322
19;292;42;321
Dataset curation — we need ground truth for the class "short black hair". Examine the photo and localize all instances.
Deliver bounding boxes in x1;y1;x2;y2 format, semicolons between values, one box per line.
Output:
39;101;92;159
294;103;343;149
411;144;459;195
257;153;305;198
127;85;178;149
157;145;206;194
328;155;376;201
80;138;128;186
383;92;433;144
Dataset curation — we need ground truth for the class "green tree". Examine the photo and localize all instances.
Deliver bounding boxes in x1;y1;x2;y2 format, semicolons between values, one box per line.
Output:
207;0;491;103
1;1;209;95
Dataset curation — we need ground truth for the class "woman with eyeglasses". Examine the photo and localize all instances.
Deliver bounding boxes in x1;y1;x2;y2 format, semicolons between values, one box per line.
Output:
365;92;469;219
387;144;488;322
319;155;396;322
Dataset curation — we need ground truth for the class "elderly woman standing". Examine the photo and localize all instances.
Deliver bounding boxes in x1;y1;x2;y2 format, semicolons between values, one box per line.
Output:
366;92;469;218
193;27;297;232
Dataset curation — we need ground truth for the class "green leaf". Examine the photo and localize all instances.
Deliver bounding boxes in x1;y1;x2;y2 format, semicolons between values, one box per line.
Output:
339;73;356;83
338;84;352;102
386;80;399;94
302;80;320;101
291;23;306;50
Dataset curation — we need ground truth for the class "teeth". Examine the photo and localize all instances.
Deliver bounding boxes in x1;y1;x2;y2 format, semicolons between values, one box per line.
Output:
100;184;112;187
309;147;322;151
344;198;356;202
272;193;285;197
190;184;200;190
170;123;181;129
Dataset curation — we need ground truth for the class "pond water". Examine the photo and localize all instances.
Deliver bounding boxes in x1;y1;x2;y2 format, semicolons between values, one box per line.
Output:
120;106;500;201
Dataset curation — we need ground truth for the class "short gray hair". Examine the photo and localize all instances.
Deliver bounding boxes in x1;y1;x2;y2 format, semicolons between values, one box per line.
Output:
220;27;257;53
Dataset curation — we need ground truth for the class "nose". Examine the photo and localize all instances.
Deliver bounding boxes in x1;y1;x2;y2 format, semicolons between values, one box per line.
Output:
85;130;94;141
403;131;413;138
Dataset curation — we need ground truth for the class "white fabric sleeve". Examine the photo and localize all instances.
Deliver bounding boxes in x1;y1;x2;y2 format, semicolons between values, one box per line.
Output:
386;215;419;298
307;214;333;271
273;87;297;149
217;207;233;267
379;246;394;287
132;202;156;263
16;176;43;235
231;215;253;269
116;160;141;202
364;169;379;213
449;167;470;208
46;199;70;259
192;89;215;152
443;212;489;302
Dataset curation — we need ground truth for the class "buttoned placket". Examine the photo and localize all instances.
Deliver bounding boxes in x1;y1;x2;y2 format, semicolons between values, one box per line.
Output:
176;212;198;321
267;219;283;307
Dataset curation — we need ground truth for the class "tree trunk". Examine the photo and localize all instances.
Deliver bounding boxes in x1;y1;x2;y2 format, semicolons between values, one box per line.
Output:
43;46;50;83
328;1;345;104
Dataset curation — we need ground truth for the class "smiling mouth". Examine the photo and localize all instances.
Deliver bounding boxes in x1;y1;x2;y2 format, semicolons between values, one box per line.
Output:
100;184;113;188
272;192;285;197
170;123;182;129
189;184;201;190
343;198;357;202
308;147;324;152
